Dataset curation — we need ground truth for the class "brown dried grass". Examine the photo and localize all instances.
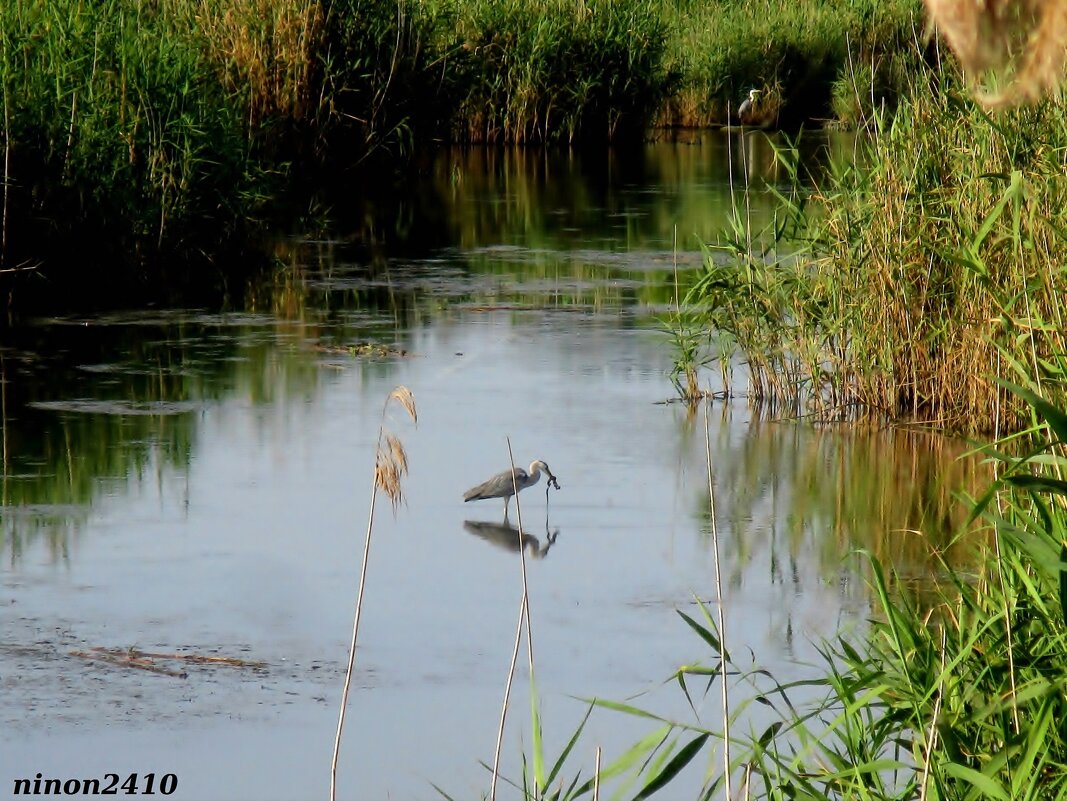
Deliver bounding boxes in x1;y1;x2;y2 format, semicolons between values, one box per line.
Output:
190;0;324;124
814;92;1067;433
388;386;418;426
373;390;417;512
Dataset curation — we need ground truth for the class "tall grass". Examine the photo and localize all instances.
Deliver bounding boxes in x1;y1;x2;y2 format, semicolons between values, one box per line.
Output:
0;0;269;294
680;66;1067;434
659;0;928;127
444;0;674;143
190;0;323;128
816;86;1066;434
0;0;678;292
6;0;1054;313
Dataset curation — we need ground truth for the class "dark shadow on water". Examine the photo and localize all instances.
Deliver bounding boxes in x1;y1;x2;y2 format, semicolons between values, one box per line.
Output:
463;519;560;560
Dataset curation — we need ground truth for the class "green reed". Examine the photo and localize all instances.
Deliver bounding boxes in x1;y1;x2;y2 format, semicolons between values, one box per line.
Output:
1;0;254;278
813;80;1067;435
438;0;674;144
0;0;674;289
1;0;958;299
659;381;1067;801
677;133;822;414
679;62;1067;434
485;384;1067;801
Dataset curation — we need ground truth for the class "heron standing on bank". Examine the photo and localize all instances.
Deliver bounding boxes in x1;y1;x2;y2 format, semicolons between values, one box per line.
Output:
463;459;559;517
738;88;761;125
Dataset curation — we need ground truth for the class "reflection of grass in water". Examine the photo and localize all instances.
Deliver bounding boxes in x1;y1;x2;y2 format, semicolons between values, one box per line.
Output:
0;511;87;566
699;410;989;585
280;233;688;317
585;388;1067;800
0;310;409;562
1;357;202;561
432;138;819;255
461;249;679;311
265;137;856;326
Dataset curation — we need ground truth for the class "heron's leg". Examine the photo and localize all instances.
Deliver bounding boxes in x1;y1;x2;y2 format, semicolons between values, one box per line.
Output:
503;497;511;521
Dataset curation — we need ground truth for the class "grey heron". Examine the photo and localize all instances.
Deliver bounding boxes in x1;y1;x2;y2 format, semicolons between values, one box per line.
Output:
463;460;559;517
738;88;761;125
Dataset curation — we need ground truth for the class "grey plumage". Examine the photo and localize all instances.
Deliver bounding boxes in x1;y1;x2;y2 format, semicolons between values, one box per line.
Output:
738;88;760;125
463;459;557;516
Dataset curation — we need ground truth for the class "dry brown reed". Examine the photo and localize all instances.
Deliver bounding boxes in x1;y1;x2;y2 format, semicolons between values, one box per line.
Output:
593;746;602;801
925;0;1067;106
810;98;1067;434
188;0;324;124
491;568;527;801
490;437;538;801
702;396;731;801
331;385;416;801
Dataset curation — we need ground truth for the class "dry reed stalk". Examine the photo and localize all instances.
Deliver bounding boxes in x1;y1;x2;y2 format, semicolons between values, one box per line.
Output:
990;380;1021;734
104;648;266;667
331;386;416;801
918;627;947;801
508;438;537;682
491;591;527;801
814;102;1065;434
489;437;537;801
703;396;731;801
924;0;1067;106
1;352;6;479
593;746;601;801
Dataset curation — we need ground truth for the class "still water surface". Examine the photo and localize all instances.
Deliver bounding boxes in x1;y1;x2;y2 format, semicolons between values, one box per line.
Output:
1;133;983;799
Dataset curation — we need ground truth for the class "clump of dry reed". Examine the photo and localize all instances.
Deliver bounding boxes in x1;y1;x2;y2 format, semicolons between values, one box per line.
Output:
188;0;324;125
924;0;1067;107
816;88;1067;434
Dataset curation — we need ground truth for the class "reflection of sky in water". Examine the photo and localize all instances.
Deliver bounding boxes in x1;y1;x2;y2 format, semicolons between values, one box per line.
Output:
0;134;980;800
1;311;969;799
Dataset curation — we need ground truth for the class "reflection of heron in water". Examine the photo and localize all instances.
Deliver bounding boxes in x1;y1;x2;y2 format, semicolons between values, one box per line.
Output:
463;459;560;518
463;520;559;559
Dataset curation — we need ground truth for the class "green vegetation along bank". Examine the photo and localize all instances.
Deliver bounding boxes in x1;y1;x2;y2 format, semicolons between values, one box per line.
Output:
551;386;1067;800
675;66;1066;435
0;0;925;305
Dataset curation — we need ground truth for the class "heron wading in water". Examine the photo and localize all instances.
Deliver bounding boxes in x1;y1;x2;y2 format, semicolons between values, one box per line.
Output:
464;460;560;517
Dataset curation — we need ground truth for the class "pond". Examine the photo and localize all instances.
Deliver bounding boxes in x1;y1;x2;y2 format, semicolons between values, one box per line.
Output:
1;132;985;800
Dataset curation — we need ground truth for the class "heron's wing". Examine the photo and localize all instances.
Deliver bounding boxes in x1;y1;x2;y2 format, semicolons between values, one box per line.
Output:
464;467;528;501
